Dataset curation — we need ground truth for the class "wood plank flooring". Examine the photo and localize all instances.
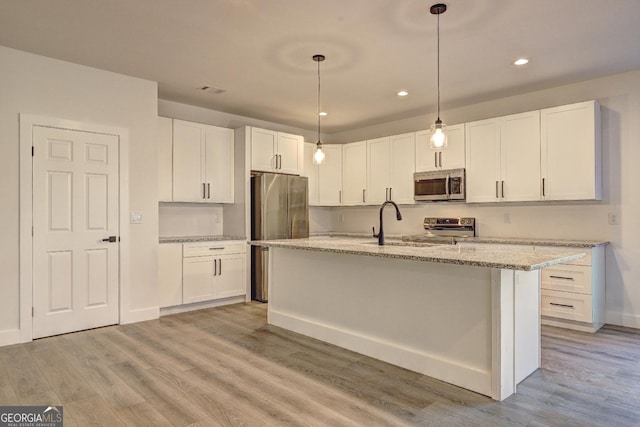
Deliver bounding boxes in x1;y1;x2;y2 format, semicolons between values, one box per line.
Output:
1;302;638;426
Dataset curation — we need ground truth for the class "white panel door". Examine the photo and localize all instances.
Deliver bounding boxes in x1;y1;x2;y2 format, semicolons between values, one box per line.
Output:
251;128;277;172
204;125;234;203
317;145;343;206
276;132;302;175
465;119;501;203
342;141;367;205
501;111;541;202
389;132;416;204
32;126;119;339
173;120;205;202
366;137;391;205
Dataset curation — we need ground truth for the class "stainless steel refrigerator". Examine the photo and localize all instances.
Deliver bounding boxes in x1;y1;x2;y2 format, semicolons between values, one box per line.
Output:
251;172;309;302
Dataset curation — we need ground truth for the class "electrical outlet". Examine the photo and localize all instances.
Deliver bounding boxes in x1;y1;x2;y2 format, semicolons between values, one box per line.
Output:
340;214;344;223
503;212;511;224
130;211;143;224
608;213;619;225
214;214;221;224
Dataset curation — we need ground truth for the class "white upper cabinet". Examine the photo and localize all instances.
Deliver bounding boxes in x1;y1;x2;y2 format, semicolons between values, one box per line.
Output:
250;127;303;175
541;100;602;201
465;111;541;203
342;141;367;205
465;118;502;203
367;133;416;205
317;145;343;206
415;124;465;172
173;119;234;203
389;132;416;205
366;137;391;204
157;116;173;202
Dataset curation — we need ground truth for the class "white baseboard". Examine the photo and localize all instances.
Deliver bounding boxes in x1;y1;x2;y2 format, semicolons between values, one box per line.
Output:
605;311;640;330
121;306;160;324
269;309;492;398
0;329;21;348
160;296;245;316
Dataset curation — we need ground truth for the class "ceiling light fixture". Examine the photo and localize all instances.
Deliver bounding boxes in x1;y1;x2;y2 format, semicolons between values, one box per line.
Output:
319;111;328;116
313;54;326;165
514;58;529;66
429;3;448;149
398;90;409;97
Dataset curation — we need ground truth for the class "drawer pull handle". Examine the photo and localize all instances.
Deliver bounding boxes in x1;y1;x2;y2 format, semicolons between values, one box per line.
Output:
208;247;224;251
550;302;575;309
549;275;574;281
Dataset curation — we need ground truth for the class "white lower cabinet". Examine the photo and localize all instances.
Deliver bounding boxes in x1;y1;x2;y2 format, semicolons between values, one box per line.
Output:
541;245;604;332
159;241;246;309
183;242;247;304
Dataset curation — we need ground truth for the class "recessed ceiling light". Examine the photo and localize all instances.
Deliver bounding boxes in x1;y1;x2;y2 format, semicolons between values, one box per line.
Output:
514;58;529;66
397;90;409;97
319;111;327;116
199;85;226;94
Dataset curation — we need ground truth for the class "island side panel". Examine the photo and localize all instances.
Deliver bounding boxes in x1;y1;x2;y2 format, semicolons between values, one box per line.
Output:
268;246;496;397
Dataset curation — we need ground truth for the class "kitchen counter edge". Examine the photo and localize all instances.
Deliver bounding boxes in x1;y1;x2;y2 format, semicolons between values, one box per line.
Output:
160;235;246;244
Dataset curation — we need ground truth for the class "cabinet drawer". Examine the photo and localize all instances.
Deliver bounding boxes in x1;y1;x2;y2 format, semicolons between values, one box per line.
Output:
541;290;593;323
183;241;246;257
541;264;591;294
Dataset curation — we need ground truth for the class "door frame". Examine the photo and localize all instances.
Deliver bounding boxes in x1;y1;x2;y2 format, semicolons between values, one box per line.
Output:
19;114;130;343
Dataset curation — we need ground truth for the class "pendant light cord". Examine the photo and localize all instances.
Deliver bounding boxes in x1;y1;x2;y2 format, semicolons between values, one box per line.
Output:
436;11;441;122
317;59;321;144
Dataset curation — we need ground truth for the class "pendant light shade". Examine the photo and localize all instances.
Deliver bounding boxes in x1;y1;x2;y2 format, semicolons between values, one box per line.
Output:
429;3;448;149
313;54;326;165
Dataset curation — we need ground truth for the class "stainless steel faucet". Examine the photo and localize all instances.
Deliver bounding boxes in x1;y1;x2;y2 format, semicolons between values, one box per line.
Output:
372;200;403;245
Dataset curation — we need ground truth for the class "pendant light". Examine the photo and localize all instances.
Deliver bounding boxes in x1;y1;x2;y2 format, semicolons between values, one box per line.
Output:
430;3;448;149
312;54;326;164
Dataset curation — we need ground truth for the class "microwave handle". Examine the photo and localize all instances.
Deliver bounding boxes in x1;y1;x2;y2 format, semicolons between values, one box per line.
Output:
445;174;450;198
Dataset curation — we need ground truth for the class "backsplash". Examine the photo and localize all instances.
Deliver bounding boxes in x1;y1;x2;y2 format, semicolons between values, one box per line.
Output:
159;203;223;237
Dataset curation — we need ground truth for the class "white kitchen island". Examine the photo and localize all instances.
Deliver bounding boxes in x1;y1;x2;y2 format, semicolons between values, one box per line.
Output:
251;237;586;401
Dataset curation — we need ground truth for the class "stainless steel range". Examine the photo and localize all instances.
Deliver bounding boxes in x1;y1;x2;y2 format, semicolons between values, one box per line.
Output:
402;217;476;244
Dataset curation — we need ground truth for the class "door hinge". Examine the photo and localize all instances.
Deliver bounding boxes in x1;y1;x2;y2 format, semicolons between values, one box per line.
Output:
32;307;34;317
31;146;34;156
32;226;34;236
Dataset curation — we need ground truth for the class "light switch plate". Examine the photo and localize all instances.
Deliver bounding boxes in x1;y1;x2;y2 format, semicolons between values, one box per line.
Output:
130;211;143;224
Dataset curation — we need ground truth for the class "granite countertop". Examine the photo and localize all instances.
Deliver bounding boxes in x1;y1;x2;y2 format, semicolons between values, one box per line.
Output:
312;232;608;248
160;235;246;244
250;237;586;271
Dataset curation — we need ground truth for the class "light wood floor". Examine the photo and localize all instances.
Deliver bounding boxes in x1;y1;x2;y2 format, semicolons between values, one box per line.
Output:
1;302;639;426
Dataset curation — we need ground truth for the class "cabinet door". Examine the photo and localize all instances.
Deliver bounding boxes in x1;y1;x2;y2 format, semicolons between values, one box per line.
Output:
304;143;319;205
342;141;367;205
501;111;541;202
216;253;246;299
541;101;601;201
157;117;173;202
367;137;391;205
277;132;303;175
204;125;234;203
251;127;277;172
158;243;182;308
415;124;465;172
318;145;343;206
173;120;206;202
183;256;215;304
389;133;415;204
465;119;501;203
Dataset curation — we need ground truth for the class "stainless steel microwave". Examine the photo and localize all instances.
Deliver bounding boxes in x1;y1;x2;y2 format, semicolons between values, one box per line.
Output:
414;168;465;201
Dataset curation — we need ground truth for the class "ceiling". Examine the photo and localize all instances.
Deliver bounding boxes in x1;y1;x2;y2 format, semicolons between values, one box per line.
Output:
2;0;640;133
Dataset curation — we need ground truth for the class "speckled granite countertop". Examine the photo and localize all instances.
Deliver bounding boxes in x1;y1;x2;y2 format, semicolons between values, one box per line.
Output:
311;232;607;248
456;236;607;248
250;237;586;271
160;235;246;244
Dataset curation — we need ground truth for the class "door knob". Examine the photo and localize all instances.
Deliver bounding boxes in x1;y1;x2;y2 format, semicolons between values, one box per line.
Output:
102;236;118;242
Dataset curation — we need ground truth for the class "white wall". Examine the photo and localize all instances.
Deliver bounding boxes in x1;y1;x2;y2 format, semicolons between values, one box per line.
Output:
0;46;159;344
319;69;640;329
159;203;224;237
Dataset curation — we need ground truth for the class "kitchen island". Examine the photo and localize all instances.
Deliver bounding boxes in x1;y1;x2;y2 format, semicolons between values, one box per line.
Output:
250;237;586;401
